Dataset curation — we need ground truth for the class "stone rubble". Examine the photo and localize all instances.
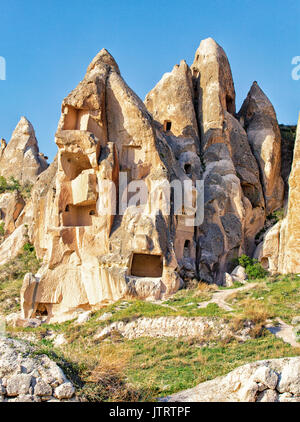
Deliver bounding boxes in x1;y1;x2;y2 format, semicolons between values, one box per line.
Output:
0;337;77;402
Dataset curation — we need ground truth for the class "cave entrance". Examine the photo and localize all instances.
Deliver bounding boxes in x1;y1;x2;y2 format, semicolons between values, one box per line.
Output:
184;163;192;176
131;253;163;277
62;203;96;227
163;120;172;132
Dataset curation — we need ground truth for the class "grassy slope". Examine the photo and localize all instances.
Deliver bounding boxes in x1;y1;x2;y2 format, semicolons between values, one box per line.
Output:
2;249;300;401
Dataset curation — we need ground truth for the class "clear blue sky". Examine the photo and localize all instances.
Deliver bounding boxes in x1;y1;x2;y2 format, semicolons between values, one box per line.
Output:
0;0;299;161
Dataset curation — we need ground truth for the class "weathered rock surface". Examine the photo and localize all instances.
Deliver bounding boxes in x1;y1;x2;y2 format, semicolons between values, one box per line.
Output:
0;117;48;184
0;337;76;402
0;191;25;236
0;224;28;266
190;38;266;282
6;39;290;323
278;114;300;274
161;357;300;402
95;316;253;342
238;82;284;215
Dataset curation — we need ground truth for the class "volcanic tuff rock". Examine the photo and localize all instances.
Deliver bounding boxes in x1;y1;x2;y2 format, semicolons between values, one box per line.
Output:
0;191;25;236
161;357;300;402
2;38;287;322
254;113;300;274
0;117;48;184
238;82;284;214
278;114;300;273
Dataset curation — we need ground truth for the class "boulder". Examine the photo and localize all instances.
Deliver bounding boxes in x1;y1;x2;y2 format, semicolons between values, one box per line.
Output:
231;265;247;283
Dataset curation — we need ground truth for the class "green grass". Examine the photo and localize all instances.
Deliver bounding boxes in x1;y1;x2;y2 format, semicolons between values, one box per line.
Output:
9;327;300;401
228;274;300;323
3;255;300;401
126;332;300;398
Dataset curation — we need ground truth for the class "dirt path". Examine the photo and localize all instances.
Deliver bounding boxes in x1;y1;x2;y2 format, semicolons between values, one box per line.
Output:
197;282;258;311
266;318;300;348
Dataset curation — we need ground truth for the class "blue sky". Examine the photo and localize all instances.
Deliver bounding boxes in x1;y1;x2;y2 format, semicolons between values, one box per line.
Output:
0;0;299;161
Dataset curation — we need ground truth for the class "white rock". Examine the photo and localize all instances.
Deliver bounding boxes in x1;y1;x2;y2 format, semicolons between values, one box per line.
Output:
54;382;75;399
98;312;113;321
256;389;278;402
53;334;67;347
231;265;247;282
277;360;300;394
223;272;234;287
6;374;32;396
34;378;52;396
238;381;258;402
76;311;91;325
252;366;278;390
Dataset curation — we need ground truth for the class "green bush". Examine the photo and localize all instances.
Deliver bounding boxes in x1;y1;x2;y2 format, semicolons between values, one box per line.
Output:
0;176;8;193
0;176;21;194
23;242;34;252
0;221;4;237
238;254;268;280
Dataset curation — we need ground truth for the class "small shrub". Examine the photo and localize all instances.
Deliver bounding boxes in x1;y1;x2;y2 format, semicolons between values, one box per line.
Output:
23;242;34;252
238;254;268;280
0;221;5;237
0;176;8;193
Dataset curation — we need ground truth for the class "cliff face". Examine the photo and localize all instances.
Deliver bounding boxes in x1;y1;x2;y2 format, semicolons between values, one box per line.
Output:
278;115;300;273
14;38;290;322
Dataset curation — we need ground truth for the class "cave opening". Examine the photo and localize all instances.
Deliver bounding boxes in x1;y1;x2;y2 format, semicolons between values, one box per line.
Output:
131;253;163;277
164;120;172;132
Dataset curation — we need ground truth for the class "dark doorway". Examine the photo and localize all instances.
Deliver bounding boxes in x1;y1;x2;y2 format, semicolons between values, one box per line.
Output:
183;240;191;258
164;120;172;132
131;253;163;277
184;163;192;176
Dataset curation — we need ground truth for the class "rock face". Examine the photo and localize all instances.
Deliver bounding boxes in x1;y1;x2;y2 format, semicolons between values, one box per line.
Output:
0;224;28;266
0;337;76;402
95;316;253;342
254;114;300;274
278;114;300;273
20;49;185;323
238;82;284;214
0;117;48;184
16;39;287;322
190;38;265;281
0;191;25;236
161;357;300;402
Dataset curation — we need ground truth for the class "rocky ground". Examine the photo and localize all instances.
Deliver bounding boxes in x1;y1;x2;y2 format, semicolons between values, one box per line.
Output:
161;357;300;402
0;337;76;402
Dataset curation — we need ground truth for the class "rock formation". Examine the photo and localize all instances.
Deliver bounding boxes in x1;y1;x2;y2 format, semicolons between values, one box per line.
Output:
162;357;300;402
278;114;300;273
20;49;187;323
7;39;286;323
0;191;25;235
0;117;48;184
0;337;76;402
255;114;300;274
238;82;284;214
